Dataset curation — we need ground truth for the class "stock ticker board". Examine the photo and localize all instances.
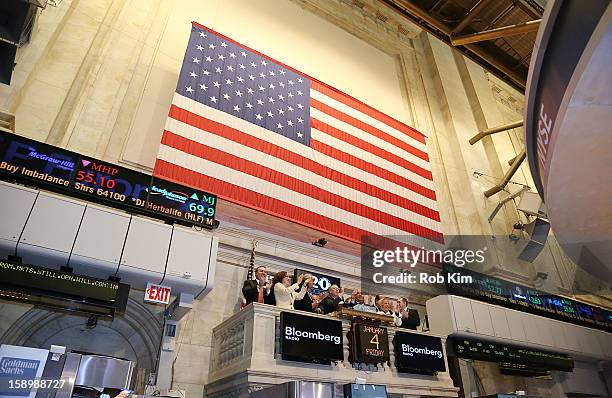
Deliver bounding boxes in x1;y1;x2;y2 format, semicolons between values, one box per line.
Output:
73;155;150;210
443;264;612;332
452;338;573;372
0;130;216;229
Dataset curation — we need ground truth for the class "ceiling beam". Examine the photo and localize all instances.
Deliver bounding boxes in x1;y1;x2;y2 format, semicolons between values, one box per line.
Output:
451;19;541;46
389;0;449;33
452;0;493;34
484;4;515;30
382;0;527;89
511;0;542;19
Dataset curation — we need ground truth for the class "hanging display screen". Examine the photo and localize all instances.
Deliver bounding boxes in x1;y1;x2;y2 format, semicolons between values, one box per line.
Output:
444;264;612;332
147;177;216;228
452;338;573;372
71;156;150;210
0;131;217;229
394;332;446;375
0;259;129;316
279;311;344;364
0;130;77;189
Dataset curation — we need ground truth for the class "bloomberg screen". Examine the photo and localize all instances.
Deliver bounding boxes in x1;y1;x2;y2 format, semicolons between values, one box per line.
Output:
394;332;446;375
279;311;343;364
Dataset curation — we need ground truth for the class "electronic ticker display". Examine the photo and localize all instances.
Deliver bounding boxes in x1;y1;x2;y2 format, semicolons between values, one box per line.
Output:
147;177;216;228
452;338;573;372
0;131;217;229
0;259;129;315
72;156;149;210
0;130;77;189
444;264;612;332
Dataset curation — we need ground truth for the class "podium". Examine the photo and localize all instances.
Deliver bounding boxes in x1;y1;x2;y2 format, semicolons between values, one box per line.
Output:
332;307;394;325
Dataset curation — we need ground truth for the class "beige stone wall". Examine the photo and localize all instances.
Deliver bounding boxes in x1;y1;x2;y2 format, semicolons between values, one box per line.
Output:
2;0;609;395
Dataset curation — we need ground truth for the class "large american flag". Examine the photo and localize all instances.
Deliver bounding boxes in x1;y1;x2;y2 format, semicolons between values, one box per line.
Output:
154;23;442;243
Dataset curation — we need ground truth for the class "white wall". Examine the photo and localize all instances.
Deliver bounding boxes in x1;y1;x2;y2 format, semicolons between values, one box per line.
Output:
125;0;408;169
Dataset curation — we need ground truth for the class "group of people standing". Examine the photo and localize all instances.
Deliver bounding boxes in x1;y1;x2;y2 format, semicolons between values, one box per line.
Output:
242;266;421;330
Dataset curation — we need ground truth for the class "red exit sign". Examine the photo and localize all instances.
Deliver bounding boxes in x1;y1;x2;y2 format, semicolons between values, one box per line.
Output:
144;283;171;305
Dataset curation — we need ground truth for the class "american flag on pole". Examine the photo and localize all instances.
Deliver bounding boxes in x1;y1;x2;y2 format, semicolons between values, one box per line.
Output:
154;23;442;243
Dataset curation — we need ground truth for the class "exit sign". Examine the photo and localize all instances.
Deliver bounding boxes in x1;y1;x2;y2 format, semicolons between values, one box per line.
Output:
144;283;171;305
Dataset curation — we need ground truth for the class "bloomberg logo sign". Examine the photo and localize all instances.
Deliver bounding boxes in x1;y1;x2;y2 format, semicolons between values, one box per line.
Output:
285;327;341;345
394;332;446;375
280;312;343;364
401;344;443;359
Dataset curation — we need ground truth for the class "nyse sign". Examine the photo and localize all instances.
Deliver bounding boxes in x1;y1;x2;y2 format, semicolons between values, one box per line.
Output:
536;104;552;179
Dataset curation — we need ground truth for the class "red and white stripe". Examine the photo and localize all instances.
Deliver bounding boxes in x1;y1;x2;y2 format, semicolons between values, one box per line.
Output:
155;79;442;243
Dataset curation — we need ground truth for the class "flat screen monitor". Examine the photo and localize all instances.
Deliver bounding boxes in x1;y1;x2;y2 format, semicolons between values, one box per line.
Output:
343;384;387;398
279;311;343;364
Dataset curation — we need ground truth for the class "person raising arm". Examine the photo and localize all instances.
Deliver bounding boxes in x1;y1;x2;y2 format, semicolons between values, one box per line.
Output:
273;271;304;309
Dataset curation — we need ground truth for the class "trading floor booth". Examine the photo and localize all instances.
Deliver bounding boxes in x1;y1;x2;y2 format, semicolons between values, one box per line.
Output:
0;344;135;398
205;303;458;398
0;132;219;394
427;267;612;398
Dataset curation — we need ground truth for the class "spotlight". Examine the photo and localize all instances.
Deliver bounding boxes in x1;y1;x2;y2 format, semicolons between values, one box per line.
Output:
86;315;98;329
312;238;327;247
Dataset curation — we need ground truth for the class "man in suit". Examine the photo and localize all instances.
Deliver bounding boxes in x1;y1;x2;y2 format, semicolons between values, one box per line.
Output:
320;285;344;315
293;275;319;313
242;265;274;305
395;297;421;330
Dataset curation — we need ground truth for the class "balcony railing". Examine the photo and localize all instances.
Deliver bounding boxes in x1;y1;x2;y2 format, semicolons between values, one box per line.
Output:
206;303;458;398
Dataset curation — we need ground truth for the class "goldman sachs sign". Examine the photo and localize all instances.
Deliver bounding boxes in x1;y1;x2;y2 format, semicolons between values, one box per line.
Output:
279;312;343;364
